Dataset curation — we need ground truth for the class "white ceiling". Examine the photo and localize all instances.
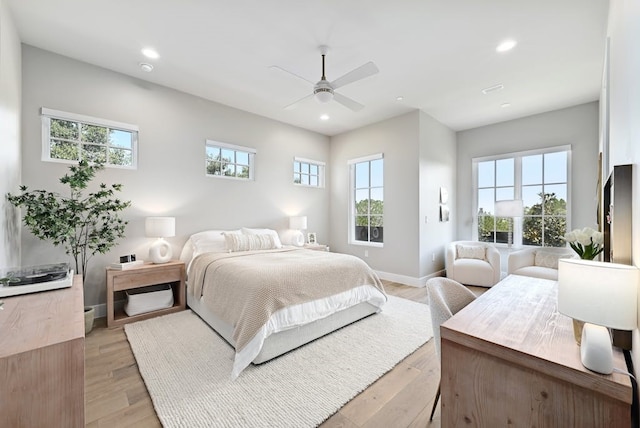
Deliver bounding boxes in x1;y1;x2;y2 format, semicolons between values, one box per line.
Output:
6;0;609;136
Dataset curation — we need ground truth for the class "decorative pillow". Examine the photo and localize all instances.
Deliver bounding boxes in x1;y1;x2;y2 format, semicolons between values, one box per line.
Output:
223;232;278;252
456;244;486;260
191;230;240;256
241;227;283;248
534;250;566;269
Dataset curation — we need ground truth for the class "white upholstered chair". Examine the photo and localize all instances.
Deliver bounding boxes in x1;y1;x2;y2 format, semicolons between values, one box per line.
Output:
427;277;477;421
507;247;577;281
445;241;501;287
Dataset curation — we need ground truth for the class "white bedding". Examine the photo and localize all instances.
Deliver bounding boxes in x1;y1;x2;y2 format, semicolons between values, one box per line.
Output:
230;284;385;378
185;244;387;378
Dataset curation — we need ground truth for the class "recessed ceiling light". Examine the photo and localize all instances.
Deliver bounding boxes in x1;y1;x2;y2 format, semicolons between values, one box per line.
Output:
320;114;330;121
481;84;504;94
139;63;154;72
496;40;517;53
396;96;404;101
142;48;159;59
501;103;512;108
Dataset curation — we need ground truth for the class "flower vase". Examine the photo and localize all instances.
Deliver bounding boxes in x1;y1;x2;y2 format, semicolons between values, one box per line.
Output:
572;319;585;345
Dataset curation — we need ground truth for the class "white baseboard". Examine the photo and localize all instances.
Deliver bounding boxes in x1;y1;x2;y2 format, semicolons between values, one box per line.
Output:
375;270;445;288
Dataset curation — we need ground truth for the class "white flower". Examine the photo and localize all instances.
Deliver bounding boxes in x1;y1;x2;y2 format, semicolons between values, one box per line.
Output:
564;231;577;242
592;230;603;245
575;230;592;246
563;226;604;260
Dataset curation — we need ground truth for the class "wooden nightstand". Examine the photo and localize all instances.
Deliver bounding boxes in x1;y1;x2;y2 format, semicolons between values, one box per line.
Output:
304;243;330;252
106;260;186;327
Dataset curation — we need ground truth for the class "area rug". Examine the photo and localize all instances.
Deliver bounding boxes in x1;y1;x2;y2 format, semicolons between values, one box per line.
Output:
124;295;432;428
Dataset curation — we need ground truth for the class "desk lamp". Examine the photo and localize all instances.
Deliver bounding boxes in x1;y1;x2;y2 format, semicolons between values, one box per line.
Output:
145;217;175;264
558;258;638;374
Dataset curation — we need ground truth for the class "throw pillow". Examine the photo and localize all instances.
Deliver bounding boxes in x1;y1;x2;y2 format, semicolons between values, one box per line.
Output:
241;227;283;248
534;250;565;269
224;232;278;252
456;244;486;260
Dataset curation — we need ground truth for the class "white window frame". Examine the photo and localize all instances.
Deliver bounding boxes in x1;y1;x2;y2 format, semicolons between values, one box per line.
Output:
293;156;325;188
205;140;256;180
348;153;384;248
41;107;139;169
472;145;572;247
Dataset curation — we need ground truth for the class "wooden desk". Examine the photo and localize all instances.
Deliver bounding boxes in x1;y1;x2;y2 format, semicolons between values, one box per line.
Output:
441;274;632;427
0;275;85;427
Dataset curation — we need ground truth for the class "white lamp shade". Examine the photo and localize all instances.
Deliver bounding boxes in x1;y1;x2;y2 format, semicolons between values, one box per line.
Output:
558;258;638;330
145;217;175;238
289;216;307;230
495;200;523;217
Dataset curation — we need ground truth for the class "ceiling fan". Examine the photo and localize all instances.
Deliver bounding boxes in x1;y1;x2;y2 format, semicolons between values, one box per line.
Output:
272;46;379;112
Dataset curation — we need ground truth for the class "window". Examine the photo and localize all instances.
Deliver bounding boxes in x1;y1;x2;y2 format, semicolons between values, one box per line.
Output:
293;157;325;187
349;154;384;245
474;146;570;247
205;140;256;180
41;108;138;168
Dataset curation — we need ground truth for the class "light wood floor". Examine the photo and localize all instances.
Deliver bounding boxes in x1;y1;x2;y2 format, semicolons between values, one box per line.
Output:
84;280;487;427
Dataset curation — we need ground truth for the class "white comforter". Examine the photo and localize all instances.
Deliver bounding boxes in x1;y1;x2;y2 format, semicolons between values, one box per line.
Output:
188;248;387;378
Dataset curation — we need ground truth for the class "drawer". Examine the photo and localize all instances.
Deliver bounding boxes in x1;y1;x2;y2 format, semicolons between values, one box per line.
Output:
112;268;182;291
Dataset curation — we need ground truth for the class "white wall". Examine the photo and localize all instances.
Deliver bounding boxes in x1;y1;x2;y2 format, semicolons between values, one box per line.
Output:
330;112;419;281
20;45;330;305
419;111;456;278
330;110;456;285
456;102;600;244
0;0;21;268
606;0;640;402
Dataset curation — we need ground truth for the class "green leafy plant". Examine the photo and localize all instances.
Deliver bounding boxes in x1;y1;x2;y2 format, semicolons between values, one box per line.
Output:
7;160;130;283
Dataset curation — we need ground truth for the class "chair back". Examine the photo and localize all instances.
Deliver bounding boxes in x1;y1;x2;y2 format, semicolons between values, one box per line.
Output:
427;277;477;359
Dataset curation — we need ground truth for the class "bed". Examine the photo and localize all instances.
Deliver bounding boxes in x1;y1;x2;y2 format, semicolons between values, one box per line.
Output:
181;228;387;378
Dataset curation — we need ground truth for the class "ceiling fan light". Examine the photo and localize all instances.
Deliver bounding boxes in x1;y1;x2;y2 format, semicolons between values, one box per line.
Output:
139;62;154;72
315;90;333;103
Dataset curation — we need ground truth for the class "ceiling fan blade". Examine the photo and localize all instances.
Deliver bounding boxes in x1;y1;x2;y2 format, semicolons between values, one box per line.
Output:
333;92;364;112
284;93;314;110
269;65;315;86
331;61;379;90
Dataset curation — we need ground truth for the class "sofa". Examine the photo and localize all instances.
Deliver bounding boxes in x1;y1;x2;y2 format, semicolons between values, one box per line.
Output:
445;241;501;287
507;247;577;280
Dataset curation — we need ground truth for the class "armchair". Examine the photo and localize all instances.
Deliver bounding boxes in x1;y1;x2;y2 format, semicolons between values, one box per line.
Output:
507;247;576;281
445;241;501;287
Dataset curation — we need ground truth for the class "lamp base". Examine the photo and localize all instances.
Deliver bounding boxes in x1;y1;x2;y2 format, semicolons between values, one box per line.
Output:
292;230;305;247
149;238;172;264
580;323;614;374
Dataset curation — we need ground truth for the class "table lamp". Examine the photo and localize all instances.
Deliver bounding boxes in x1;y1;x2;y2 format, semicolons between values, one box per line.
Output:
558;258;638;374
289;215;307;246
495;199;523;249
145;217;175;264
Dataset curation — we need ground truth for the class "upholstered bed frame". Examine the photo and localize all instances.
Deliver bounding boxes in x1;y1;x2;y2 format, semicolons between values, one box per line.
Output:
186;292;379;363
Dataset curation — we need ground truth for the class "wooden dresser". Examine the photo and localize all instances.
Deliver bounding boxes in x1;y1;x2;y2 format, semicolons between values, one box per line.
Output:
0;275;85;427
441;274;632;427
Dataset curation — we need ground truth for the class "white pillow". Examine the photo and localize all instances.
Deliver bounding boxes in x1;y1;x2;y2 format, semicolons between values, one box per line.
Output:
223;232;278;252
241;227;283;248
456;244;486;260
191;229;240;256
179;239;195;264
534;250;566;269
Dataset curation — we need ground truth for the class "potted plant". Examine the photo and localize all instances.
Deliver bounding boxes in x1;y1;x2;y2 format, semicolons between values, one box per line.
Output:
7;160;130;334
563;227;604;260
